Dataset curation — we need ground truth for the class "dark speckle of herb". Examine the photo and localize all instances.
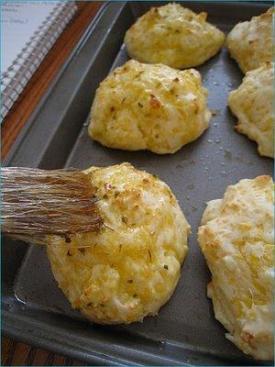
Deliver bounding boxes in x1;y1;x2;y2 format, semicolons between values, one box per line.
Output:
138;102;143;108
127;279;133;284
164;265;169;270
65;234;71;243
133;294;138;298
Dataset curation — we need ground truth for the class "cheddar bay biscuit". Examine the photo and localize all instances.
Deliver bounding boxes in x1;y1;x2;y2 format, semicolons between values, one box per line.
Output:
226;8;272;73
88;60;211;154
47;163;190;324
228;63;273;158
198;176;274;360
124;3;225;69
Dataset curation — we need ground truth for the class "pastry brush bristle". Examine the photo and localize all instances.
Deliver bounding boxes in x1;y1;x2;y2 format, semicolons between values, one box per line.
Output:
1;167;102;244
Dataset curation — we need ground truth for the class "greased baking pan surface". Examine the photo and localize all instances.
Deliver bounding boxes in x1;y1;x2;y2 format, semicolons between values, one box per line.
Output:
3;2;272;365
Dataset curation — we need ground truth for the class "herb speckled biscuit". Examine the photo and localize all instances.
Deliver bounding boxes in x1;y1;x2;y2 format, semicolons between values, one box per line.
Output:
226;8;272;73
228;63;273;158
88;60;211;154
47;163;190;324
124;3;225;69
198;176;274;360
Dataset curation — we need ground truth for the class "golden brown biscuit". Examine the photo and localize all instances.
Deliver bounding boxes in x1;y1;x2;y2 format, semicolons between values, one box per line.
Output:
228;63;273;158
88;60;211;154
124;3;225;69
198;176;274;360
47;163;190;324
226;8;272;73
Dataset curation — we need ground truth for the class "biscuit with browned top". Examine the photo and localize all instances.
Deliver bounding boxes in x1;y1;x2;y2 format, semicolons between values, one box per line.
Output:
228;63;273;158
226;8;272;73
88;60;211;154
198;176;273;360
124;3;225;69
47;163;190;324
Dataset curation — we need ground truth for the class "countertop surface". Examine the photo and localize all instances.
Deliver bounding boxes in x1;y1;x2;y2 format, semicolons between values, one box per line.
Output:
2;1;101;160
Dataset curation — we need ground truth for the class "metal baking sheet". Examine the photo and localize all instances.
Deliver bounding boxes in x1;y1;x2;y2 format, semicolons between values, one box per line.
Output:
3;1;272;366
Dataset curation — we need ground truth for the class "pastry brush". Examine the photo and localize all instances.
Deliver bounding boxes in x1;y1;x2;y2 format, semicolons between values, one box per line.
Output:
1;167;102;245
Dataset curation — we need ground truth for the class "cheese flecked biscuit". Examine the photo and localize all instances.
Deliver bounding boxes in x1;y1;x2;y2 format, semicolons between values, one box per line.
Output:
124;3;225;69
198;176;274;360
88;60;211;154
226;8;272;73
47;163;190;324
228;63;273;158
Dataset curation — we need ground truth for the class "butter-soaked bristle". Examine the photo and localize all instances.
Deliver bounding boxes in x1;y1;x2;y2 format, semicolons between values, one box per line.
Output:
2;167;102;244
